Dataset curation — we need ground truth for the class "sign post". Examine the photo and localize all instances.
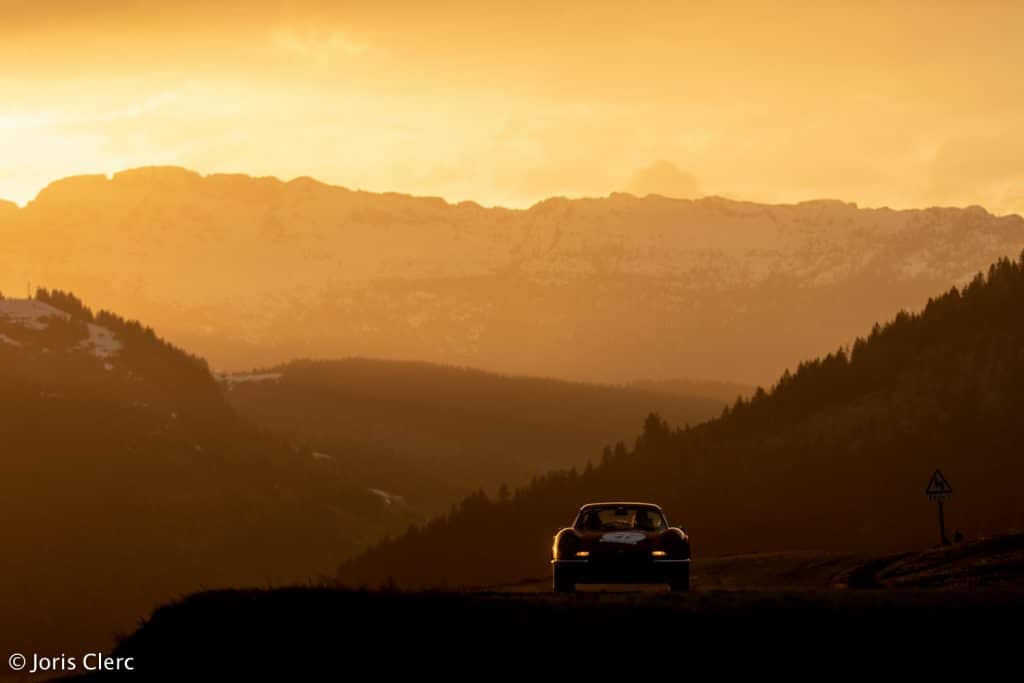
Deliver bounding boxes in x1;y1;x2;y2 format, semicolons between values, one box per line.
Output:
925;469;953;545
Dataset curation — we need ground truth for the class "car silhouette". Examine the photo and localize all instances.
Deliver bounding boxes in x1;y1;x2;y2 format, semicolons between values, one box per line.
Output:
551;502;691;593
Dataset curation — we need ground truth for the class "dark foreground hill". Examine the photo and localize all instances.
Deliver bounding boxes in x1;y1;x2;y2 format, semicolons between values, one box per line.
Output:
0;292;415;662
69;537;1024;679
74;590;1024;677
223;359;725;515
339;255;1024;589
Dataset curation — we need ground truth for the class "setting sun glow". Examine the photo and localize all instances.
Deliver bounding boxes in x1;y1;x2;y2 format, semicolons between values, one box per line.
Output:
2;1;1023;213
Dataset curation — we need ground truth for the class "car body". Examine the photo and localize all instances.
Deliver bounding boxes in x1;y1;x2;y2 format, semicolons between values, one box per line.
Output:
551;502;691;592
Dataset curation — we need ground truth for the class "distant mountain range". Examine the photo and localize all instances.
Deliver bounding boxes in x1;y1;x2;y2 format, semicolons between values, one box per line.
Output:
3;166;1023;384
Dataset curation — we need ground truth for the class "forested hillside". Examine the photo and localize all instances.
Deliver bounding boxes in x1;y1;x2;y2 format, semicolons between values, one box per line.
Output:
339;255;1024;588
223;359;724;516
0;291;414;656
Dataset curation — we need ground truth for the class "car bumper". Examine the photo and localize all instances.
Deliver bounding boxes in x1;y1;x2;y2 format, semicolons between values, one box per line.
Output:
551;558;690;584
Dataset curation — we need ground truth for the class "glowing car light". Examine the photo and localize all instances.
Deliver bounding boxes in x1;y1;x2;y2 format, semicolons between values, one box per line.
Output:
575;551;590;557
651;550;668;557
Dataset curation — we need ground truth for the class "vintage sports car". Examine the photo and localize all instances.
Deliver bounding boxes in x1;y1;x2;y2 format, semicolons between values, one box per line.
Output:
551;502;691;592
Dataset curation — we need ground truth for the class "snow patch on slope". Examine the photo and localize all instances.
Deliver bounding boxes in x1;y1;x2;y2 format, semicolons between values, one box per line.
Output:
219;372;283;385
0;299;67;330
81;323;123;358
0;299;123;358
369;488;405;506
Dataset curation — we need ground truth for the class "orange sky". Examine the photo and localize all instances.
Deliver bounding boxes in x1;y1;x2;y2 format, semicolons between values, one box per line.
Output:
2;1;1022;213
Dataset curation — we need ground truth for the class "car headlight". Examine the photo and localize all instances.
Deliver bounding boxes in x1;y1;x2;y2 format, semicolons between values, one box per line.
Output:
651;550;667;557
575;551;590;557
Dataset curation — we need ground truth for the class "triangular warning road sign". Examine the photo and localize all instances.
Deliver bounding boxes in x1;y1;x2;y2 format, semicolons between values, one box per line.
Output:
925;469;953;499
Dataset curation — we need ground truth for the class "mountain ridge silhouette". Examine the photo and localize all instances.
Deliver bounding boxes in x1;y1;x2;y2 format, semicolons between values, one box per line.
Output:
4;166;1023;384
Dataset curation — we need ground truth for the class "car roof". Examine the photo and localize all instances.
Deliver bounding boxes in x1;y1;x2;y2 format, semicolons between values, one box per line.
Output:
578;501;663;511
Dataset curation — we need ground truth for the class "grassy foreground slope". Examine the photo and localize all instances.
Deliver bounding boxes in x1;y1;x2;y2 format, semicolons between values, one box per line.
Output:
76;536;1024;679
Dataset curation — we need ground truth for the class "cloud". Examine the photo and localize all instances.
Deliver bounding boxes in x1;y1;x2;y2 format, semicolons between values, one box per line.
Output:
96;91;181;122
271;26;373;64
624;160;699;199
926;132;1024;203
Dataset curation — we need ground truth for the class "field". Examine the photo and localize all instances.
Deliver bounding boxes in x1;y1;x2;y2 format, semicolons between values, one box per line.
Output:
47;534;1024;680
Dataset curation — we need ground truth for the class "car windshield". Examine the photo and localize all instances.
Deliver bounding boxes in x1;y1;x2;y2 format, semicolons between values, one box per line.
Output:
576;506;667;532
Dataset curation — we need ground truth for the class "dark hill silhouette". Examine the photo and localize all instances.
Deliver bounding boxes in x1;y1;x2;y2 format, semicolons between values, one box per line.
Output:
222;358;725;516
3;167;1024;385
75;547;1024;680
0;292;416;660
338;254;1024;589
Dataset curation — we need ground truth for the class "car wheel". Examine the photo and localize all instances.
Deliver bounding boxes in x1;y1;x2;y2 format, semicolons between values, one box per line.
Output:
669;565;690;592
553;566;576;593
